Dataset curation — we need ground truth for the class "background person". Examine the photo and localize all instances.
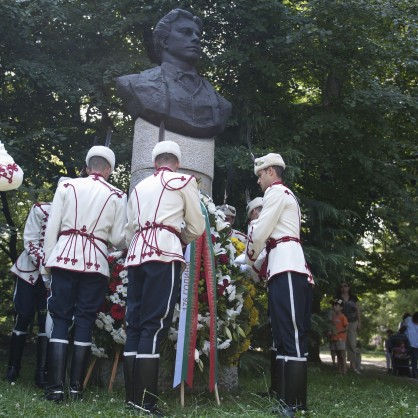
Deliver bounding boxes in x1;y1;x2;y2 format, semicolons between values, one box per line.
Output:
123;141;205;416
405;311;418;379
335;281;361;373
218;203;248;244
384;329;395;373
328;299;348;375
42;146;127;402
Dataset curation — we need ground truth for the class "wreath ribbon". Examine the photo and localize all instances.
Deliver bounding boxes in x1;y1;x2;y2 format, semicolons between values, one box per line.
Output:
173;202;218;391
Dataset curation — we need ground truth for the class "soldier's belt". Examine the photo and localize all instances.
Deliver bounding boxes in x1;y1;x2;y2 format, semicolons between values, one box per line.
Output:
266;236;301;254
137;223;181;240
59;229;107;245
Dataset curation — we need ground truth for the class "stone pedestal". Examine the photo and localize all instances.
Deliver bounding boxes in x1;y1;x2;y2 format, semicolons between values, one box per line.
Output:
130;118;215;196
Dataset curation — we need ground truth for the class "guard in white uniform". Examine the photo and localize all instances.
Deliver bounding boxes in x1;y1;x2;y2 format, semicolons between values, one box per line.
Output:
42;146;127;402
6;202;51;387
218;203;248;244
124;141;205;416
245;153;313;416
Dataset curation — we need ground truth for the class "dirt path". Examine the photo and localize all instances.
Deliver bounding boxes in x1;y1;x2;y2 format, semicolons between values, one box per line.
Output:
320;352;387;371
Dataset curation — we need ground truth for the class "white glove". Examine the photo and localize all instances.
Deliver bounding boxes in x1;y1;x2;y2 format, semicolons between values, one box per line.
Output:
42;274;51;289
234;253;246;265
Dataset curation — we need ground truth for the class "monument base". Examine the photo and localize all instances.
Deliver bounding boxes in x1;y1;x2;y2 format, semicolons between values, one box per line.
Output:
130;118;215;196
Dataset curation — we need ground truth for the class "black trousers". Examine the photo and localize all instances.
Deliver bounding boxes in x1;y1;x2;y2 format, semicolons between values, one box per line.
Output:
47;267;107;343
268;271;312;360
125;261;181;357
13;276;47;334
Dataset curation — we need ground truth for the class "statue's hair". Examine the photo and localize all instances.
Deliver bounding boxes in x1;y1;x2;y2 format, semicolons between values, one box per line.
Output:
153;8;203;63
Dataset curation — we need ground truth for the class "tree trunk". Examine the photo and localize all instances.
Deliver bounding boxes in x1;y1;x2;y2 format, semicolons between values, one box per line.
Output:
0;191;18;263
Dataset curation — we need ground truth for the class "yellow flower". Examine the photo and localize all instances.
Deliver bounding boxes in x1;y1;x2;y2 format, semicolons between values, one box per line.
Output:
230;237;245;256
243;295;254;310
249;306;259;327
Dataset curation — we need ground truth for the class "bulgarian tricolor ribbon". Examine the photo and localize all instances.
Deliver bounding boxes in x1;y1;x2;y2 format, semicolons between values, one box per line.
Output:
173;202;218;391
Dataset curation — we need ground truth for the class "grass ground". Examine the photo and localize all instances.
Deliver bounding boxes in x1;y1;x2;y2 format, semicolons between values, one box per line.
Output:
0;331;417;417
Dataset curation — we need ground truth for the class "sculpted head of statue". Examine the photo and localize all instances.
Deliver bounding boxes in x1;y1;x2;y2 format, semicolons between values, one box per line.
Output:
153;9;203;68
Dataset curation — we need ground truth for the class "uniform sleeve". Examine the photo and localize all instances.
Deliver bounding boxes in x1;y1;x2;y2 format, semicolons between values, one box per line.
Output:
245;187;287;265
180;177;205;245
23;204;43;268
42;186;65;273
108;193;128;249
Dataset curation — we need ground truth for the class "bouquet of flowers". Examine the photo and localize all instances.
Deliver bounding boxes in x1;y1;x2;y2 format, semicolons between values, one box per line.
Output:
92;249;128;358
167;193;260;368
92;193;260;369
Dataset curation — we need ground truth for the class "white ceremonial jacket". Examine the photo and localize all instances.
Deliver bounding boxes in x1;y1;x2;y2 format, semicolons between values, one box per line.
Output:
245;182;313;283
42;175;127;277
125;168;205;267
10;203;51;284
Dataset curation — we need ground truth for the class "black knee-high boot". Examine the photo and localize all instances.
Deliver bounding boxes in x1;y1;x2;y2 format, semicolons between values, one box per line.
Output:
123;354;136;406
132;357;165;417
35;336;48;388
45;342;68;402
283;360;307;416
5;333;27;383
69;345;91;401
275;358;285;404
270;349;278;395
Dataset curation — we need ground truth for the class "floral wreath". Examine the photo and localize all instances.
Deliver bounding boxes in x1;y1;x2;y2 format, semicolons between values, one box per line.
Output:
92;192;260;368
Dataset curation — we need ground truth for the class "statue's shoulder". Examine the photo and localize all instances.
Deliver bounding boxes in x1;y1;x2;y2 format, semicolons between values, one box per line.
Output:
200;77;232;113
116;67;163;89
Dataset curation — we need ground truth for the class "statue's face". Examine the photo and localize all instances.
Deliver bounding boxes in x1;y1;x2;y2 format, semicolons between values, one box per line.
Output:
163;16;201;65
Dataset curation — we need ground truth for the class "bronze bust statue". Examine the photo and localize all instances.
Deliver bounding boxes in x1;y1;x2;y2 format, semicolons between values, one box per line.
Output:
116;9;232;139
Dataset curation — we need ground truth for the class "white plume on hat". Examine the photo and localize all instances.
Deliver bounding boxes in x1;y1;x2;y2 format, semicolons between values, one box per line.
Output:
152;140;181;164
254;153;286;175
86;146;115;173
0;140;24;191
246;197;263;218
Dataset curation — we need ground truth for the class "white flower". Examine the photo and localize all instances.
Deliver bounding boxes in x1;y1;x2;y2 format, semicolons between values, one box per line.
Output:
91;344;108;359
215;218;229;232
210;227;220;240
226;308;240;320
226;284;237;302
109;293;121;304
218;275;231;285
111;328;126;344
206;201;217;215
218;339;232;350
108;250;123;259
95;319;104;329
213;242;227;256
202;340;211;356
104;323;113;332
172;304;180;323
